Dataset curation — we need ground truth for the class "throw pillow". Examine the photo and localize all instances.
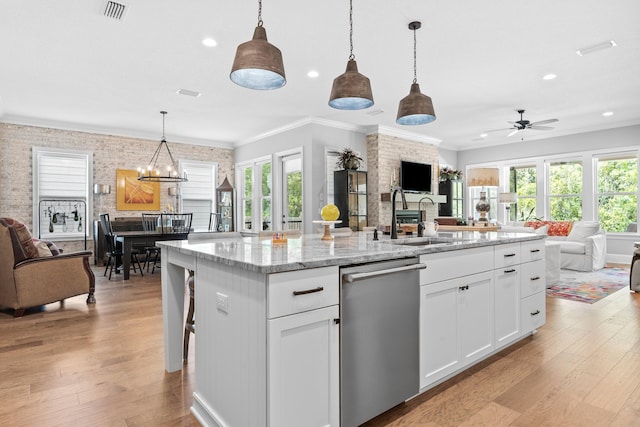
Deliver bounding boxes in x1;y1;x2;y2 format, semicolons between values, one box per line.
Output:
46;241;62;255
1;218;39;258
525;221;573;237
567;222;601;243
32;239;53;257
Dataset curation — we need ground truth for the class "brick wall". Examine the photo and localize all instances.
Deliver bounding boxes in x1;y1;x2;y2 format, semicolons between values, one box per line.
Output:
367;133;439;227
0;123;234;252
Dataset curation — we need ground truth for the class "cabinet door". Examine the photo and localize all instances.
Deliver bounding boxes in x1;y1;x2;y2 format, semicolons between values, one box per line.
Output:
420;280;460;389
494;266;521;349
268;305;339;427
458;271;494;366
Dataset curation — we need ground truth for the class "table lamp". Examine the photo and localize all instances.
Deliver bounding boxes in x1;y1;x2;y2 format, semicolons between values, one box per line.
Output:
498;192;518;221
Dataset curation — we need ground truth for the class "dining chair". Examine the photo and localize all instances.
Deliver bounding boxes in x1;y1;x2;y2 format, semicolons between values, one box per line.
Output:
141;213;161;273
99;213;144;279
159;213;193;235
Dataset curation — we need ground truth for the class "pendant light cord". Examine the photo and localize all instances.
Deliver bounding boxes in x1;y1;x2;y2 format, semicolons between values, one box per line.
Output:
412;26;418;84
257;0;263;27
348;0;354;60
161;111;167;140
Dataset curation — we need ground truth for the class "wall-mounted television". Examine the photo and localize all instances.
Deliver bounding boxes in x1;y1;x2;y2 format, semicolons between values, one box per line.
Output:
400;161;432;193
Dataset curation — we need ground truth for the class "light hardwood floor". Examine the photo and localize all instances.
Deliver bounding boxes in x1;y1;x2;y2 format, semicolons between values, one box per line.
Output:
1;264;638;426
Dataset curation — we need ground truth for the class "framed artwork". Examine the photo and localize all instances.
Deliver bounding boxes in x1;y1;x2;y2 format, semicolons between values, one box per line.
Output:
116;169;160;211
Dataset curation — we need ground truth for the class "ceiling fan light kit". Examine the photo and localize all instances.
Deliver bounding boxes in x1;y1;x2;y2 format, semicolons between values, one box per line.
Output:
396;21;436;126
329;0;374;110
230;0;286;90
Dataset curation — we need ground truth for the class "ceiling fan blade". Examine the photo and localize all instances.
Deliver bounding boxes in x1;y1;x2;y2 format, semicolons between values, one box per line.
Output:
507;129;519;137
530;118;558;126
529;125;554;130
483;127;512;133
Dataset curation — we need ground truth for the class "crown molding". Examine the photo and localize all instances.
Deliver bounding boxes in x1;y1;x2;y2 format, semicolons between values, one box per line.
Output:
0;114;235;149
367;125;442;146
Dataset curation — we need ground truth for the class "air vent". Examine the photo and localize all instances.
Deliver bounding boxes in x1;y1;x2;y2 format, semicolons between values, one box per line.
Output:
104;1;127;20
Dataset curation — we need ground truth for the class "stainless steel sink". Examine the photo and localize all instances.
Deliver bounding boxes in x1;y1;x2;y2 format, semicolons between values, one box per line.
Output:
388;237;454;247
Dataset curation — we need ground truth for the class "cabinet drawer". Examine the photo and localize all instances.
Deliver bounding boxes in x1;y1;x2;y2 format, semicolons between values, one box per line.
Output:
420;247;493;285
494;243;521;269
521;292;546;334
520;259;546;298
268;266;339;318
520;240;545;263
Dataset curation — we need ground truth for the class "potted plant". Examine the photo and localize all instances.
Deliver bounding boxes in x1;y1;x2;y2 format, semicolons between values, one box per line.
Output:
439;166;463;182
336;147;363;170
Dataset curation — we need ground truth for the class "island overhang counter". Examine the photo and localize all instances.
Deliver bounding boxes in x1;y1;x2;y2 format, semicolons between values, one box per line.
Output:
158;231;546;427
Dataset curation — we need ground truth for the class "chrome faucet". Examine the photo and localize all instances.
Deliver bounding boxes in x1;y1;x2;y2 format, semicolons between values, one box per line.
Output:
391;187;408;239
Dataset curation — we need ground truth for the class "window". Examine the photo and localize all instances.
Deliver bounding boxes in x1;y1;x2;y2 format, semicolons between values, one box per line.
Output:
237;158;272;232
32;147;91;240
596;154;638;232
282;154;302;231
179;161;217;231
509;165;537;221
450;181;463;218
325;149;341;205
548;160;582;221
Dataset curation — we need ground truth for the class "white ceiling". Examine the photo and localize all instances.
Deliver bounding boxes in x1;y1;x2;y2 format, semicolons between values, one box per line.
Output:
1;0;639;151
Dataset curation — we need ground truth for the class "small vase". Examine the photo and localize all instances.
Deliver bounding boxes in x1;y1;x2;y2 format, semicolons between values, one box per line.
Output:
344;158;360;170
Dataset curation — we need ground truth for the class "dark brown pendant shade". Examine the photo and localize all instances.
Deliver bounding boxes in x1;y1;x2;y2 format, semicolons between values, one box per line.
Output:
230;25;286;90
328;59;374;110
396;83;436;125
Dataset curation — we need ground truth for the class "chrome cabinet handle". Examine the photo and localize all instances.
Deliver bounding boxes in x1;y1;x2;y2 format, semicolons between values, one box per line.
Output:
293;286;324;296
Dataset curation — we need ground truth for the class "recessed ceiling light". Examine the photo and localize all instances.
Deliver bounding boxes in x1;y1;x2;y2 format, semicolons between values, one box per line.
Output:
307;70;319;78
202;38;217;47
176;88;202;97
543;73;557;80
602;111;614;117
480;133;488;138
576;40;616;56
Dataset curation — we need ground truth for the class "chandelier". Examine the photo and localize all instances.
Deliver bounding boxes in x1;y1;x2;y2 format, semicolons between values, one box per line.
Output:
138;111;188;183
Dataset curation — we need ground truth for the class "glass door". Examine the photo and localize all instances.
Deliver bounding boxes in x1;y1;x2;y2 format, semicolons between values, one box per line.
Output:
282;154;303;231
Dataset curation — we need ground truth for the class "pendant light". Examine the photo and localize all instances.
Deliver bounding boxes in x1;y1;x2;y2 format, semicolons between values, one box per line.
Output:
396;21;436;125
328;0;374;110
138;111;188;183
230;0;286;90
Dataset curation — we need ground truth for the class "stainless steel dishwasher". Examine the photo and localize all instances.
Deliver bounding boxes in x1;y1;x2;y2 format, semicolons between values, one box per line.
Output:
340;257;426;427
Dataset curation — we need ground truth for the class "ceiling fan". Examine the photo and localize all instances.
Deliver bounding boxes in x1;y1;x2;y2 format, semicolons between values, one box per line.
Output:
506;109;558;137
478;109;559;141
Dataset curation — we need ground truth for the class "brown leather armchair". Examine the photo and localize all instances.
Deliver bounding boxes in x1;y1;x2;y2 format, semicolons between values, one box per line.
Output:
0;218;95;317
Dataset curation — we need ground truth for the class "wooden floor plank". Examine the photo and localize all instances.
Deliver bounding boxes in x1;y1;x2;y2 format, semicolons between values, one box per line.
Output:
1;264;639;426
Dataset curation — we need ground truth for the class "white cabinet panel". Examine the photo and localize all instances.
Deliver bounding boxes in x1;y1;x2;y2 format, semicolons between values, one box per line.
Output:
521;292;546;334
268;305;339;427
494;266;521;349
268;266;339;318
520;259;546;298
419;247;493;285
520;240;545;263
494;243;521;269
459;272;494;365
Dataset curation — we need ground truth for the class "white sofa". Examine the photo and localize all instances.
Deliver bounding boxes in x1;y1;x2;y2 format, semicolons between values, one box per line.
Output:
501;221;606;272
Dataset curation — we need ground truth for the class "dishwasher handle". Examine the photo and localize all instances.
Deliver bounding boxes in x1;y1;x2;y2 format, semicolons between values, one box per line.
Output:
343;263;426;283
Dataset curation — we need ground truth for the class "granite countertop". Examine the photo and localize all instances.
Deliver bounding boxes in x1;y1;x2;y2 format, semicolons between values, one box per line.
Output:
158;231;544;274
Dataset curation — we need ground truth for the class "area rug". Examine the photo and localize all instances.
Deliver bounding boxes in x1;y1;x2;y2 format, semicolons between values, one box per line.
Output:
546;267;630;304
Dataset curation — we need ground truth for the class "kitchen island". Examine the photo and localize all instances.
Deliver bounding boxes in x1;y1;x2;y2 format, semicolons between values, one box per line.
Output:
159;231;546;427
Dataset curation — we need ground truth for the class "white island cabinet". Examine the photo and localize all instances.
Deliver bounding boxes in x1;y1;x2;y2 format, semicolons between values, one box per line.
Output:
418;241;545;391
159;232;545;427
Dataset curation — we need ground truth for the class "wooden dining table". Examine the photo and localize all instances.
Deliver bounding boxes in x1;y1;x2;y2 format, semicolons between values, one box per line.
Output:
114;230;189;280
